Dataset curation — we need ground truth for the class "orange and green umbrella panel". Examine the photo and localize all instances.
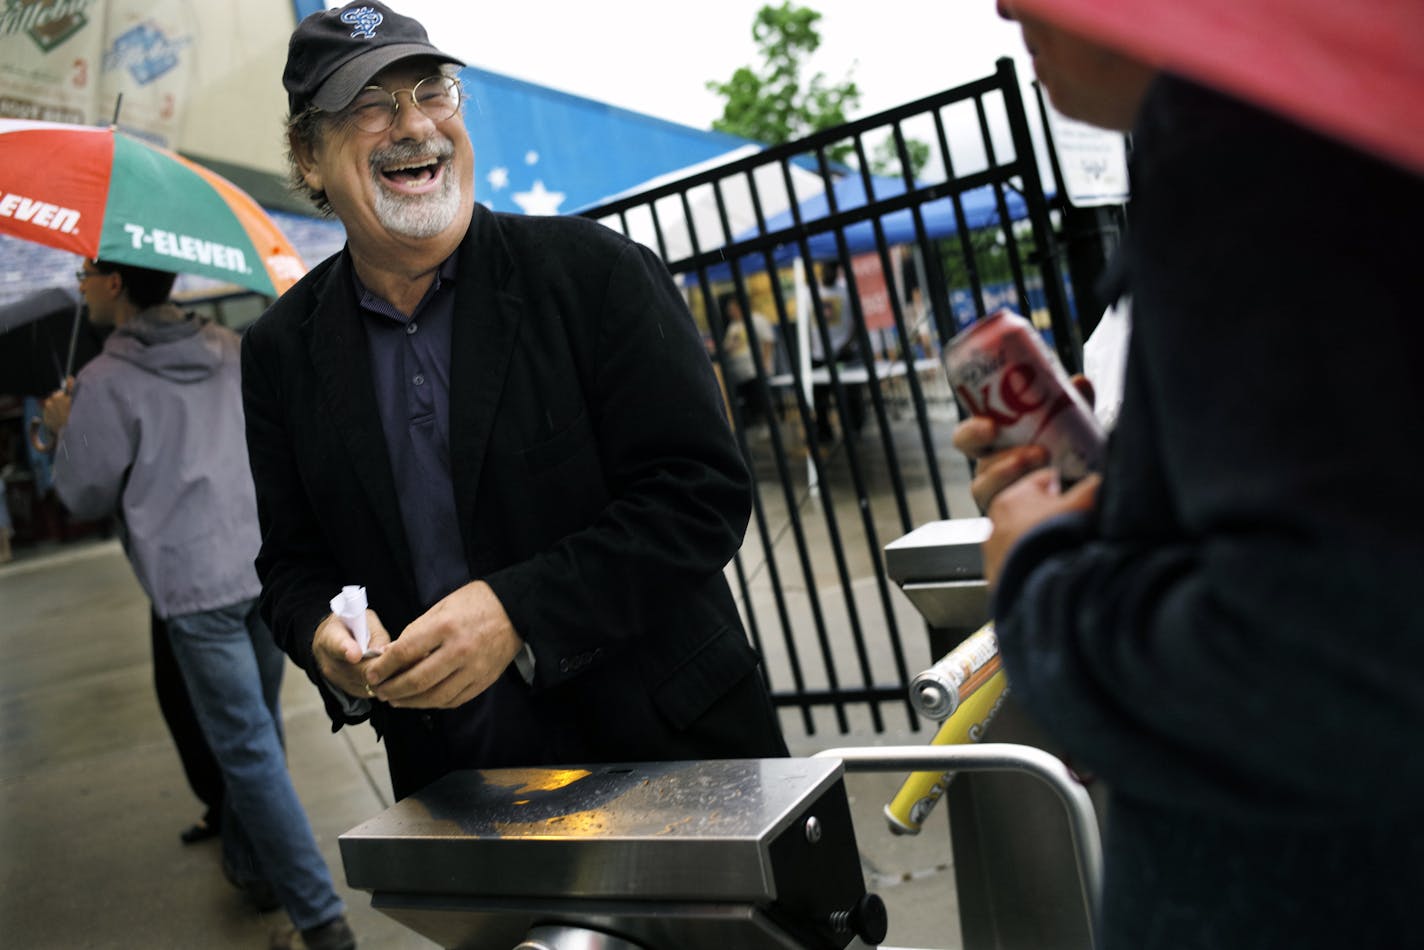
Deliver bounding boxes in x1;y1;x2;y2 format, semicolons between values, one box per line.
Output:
0;118;305;296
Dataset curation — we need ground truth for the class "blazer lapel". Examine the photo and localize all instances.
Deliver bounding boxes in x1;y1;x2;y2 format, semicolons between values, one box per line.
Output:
303;254;417;596
448;208;522;545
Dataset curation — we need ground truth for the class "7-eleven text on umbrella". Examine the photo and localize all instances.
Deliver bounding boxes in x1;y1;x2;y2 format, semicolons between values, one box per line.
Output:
123;224;250;275
0;190;80;234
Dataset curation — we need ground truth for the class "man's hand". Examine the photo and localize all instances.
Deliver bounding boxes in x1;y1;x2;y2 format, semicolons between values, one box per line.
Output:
983;469;1100;589
41;378;75;432
313;609;392;700
952;374;1095;511
364;580;524;709
954;418;1051;512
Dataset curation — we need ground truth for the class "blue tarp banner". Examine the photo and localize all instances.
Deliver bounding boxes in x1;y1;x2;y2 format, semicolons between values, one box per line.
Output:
460;66;753;216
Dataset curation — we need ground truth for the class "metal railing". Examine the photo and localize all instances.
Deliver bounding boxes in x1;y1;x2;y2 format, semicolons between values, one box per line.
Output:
815;743;1103;947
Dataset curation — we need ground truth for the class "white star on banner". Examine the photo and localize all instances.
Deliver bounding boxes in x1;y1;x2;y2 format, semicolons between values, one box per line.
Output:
512;180;565;215
524;150;540;165
487;167;509;190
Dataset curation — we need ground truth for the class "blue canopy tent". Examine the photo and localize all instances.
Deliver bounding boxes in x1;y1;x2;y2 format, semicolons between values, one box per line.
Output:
693;170;1042;350
698;172;1032;282
789;174;1028;261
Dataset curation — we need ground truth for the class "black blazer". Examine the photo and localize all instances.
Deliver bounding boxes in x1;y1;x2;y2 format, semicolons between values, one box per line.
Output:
242;207;784;798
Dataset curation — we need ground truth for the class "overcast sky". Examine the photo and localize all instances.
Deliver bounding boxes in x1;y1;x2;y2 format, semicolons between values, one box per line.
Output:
347;1;1033;131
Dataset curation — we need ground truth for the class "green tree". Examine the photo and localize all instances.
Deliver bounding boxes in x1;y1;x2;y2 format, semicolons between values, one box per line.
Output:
708;2;929;176
706;2;861;149
870;134;931;180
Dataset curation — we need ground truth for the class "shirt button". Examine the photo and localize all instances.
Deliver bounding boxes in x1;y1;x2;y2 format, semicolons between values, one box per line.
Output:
413;373;425;386
406;322;418;335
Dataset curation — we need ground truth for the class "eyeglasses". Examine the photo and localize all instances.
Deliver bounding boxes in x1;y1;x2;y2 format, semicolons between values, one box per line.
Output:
341;75;462;134
75;268;97;283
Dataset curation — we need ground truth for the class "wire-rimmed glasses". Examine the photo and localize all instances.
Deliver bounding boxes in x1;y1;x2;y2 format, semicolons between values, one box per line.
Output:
341;75;462;133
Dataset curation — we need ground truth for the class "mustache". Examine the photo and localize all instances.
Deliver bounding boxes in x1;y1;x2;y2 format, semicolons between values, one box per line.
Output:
369;136;454;171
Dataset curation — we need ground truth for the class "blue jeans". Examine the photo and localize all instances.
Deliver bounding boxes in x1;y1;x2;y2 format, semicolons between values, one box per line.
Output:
167;599;344;930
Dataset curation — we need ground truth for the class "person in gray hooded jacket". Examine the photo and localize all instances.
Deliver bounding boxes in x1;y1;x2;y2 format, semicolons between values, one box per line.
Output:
41;260;356;950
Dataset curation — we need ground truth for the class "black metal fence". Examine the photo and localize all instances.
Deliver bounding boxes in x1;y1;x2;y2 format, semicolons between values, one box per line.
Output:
580;58;1086;739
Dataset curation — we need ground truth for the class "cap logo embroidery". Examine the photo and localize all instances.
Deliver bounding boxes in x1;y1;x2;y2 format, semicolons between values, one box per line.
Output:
340;7;384;39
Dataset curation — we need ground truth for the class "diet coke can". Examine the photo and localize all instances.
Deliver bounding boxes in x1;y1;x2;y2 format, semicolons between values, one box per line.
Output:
944;309;1105;482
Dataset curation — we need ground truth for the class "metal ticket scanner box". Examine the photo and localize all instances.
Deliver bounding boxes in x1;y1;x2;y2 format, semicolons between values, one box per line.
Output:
340;757;889;949
885;518;1105;950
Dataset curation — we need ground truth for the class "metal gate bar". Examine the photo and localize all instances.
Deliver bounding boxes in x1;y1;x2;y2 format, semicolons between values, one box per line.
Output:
580;59;1081;738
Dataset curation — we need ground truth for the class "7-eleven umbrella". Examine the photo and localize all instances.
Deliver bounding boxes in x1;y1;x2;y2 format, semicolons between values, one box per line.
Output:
0;118;306;296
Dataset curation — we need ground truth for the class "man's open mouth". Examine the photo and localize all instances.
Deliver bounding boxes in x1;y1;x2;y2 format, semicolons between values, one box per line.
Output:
379;156;446;193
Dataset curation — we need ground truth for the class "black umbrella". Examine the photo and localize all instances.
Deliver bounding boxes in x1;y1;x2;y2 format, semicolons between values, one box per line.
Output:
0;286;76;334
0;287;108;397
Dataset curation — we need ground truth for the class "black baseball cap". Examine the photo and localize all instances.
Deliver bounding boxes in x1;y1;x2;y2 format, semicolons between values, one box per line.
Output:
283;1;464;114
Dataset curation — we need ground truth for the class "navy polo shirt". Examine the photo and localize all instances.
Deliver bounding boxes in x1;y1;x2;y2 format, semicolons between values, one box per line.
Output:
355;254;469;611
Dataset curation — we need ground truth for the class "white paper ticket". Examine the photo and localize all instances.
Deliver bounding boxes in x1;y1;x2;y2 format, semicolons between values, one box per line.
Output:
330;585;372;655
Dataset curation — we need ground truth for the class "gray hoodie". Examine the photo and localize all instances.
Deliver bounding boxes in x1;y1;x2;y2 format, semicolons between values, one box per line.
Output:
53;304;261;618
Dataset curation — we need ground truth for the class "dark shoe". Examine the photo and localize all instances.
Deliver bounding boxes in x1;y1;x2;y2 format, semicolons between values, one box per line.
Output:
301;915;356;950
180;818;219;844
221;857;281;912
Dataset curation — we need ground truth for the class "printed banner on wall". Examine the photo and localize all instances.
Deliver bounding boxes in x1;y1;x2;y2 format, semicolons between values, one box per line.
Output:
1;0;196;148
851;249;896;333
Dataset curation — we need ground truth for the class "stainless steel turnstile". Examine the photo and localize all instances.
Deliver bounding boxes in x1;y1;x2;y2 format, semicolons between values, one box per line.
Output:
885;518;1106;950
338;750;1099;950
340;758;887;950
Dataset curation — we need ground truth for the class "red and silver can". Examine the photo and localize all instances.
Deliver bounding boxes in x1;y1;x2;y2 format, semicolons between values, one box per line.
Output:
944;309;1105;482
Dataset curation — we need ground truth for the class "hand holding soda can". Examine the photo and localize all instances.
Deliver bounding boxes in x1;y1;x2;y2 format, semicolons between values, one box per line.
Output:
944;309;1105;483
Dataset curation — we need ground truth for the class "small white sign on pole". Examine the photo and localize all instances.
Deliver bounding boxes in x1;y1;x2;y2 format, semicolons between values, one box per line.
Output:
1042;104;1131;208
